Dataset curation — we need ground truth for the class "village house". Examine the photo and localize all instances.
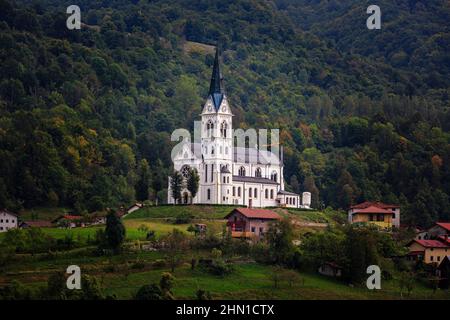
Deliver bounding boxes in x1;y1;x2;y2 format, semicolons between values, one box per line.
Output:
0;209;19;233
425;222;450;238
126;203;144;215
348;201;401;229
407;239;450;264
225;207;281;239
52;215;85;228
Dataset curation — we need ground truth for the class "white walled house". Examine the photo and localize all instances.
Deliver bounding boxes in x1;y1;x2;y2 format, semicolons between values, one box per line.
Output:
0;209;19;232
167;49;311;209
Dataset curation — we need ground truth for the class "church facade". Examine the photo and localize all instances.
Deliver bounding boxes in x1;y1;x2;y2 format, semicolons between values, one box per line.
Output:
168;49;311;209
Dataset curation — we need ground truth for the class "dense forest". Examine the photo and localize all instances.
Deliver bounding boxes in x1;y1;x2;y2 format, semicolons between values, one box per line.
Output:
0;0;449;227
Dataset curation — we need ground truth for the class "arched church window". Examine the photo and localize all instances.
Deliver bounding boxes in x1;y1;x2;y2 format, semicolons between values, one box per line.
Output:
249;188;252;198
271;171;278;182
220;121;228;138
207;189;211;200
225;146;228;155
220;146;223;154
254;188;257;198
255;167;262;178
238;166;246;176
265;189;268;199
206;120;214;137
211;146;214;155
270;189;274;199
238;187;241;197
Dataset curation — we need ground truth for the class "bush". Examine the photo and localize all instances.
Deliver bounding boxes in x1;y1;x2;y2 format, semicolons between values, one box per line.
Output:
135;284;163;300
174;213;193;224
202;260;234;276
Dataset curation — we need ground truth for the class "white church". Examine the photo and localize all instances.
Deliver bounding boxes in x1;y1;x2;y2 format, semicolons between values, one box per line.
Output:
168;49;311;209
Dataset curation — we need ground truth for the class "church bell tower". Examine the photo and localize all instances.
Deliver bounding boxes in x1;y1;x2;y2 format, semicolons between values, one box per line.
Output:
200;47;233;204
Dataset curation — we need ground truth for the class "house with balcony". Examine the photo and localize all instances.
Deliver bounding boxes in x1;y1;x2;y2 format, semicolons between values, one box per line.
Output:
225;207;281;239
348;201;400;228
348;205;394;229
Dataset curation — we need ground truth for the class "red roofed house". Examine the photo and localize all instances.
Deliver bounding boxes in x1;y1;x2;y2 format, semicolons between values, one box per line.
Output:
348;201;400;229
427;222;450;238
52;215;84;228
225;208;281;239
414;222;450;240
407;239;450;264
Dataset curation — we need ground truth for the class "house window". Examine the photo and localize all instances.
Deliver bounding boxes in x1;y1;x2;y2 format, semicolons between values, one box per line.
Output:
392;213;396;219
251;227;256;233
207;189;211;200
259;227;263;233
438;256;441;261
239;166;246;176
255;167;262;178
430;256;434;261
5;219;8;223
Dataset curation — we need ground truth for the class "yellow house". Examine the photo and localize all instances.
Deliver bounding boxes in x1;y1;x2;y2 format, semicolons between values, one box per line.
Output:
349;205;393;229
407;239;450;264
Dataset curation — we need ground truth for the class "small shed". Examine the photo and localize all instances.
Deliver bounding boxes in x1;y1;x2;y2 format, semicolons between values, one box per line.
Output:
318;262;342;278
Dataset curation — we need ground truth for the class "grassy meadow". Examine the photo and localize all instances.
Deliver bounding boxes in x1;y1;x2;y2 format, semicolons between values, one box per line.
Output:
1;205;449;300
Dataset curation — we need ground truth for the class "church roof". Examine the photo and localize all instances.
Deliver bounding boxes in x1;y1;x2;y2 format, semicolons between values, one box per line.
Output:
208;48;225;111
277;190;300;196
232;176;279;185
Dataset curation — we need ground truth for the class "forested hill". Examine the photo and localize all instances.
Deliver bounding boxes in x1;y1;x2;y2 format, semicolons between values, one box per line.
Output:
276;0;450;89
0;0;449;227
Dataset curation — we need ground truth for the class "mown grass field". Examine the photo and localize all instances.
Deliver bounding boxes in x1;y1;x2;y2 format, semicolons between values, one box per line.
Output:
124;205;238;220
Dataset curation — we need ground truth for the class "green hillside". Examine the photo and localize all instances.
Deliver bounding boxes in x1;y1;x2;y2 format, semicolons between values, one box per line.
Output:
0;0;449;227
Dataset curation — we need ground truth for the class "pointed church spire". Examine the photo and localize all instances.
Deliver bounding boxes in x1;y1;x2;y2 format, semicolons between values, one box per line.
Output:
209;47;223;95
208;47;225;111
